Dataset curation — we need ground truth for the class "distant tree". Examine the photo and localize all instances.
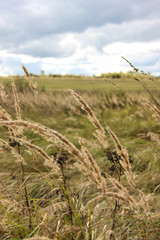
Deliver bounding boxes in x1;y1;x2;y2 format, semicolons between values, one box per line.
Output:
40;70;45;76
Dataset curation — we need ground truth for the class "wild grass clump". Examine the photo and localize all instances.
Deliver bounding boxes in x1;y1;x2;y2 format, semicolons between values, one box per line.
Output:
0;64;160;239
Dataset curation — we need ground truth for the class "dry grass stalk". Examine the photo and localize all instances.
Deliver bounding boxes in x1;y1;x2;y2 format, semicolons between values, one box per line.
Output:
0;106;14;142
11;78;21;120
122;56;156;83
0;106;22;141
0;138;25;164
0;120;90;170
13;137;59;172
138;190;150;216
0;106;12;121
105;173;137;208
0;120;85;162
122;57;159;107
0;82;7;102
147;132;160;146
79;139;107;193
122;56;139;72
75;162;101;186
106;126;131;174
7;89;32;229
70;89;108;148
0;94;22;138
143;98;160;122
105;192;131;202
106;126;137;190
22;65;38;94
106;127;150;214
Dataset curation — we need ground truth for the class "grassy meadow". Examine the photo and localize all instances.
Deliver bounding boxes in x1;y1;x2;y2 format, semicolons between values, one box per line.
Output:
0;71;160;239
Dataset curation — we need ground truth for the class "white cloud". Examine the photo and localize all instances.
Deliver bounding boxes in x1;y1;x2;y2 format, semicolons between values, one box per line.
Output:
31;40;160;75
0;37;160;76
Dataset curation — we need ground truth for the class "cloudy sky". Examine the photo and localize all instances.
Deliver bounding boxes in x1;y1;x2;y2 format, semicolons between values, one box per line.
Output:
0;0;160;76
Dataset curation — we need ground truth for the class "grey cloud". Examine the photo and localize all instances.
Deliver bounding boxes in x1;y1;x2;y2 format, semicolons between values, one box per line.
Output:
10;34;77;58
7;18;160;58
0;0;160;50
75;19;160;51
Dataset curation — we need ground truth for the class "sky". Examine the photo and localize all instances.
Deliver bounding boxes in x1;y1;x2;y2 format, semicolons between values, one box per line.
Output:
0;0;160;76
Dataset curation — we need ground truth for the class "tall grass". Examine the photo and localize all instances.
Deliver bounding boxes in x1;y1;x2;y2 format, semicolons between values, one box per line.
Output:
0;66;160;239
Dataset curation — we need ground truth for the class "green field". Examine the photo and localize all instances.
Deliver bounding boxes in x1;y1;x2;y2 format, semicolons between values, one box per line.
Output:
1;75;160;92
0;75;160;239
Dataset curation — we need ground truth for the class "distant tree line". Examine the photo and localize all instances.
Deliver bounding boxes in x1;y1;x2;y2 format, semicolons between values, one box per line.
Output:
2;70;158;79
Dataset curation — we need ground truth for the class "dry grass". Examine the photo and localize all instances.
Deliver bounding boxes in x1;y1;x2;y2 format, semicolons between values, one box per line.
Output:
0;67;160;239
